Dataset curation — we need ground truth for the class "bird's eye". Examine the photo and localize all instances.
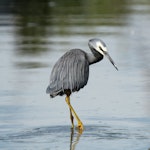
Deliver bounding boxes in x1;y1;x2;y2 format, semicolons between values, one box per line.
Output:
99;47;103;51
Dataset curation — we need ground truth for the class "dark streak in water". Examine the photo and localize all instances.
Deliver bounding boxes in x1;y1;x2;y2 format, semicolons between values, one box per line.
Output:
0;124;150;143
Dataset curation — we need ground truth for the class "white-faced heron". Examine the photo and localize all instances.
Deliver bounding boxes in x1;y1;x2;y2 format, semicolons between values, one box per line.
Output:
46;38;118;131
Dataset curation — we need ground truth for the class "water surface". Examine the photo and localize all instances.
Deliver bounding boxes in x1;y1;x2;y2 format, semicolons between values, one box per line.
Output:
0;0;150;150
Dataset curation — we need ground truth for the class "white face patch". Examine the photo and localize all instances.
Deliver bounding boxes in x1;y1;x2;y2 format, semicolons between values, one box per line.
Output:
88;38;118;70
88;38;108;56
96;41;107;56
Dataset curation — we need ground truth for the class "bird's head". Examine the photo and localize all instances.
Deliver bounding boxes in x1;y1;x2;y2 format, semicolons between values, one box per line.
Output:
88;38;118;70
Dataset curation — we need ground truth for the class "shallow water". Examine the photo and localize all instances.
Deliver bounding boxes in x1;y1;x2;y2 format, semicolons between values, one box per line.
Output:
0;122;150;150
0;0;150;150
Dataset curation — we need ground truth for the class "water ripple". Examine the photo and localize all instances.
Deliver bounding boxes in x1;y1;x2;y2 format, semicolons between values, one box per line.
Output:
0;124;150;143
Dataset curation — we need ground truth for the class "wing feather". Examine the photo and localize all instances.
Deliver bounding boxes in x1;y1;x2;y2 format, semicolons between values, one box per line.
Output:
46;49;89;97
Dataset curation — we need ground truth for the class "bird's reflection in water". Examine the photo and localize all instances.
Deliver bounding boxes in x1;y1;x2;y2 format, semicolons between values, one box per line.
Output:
69;128;82;150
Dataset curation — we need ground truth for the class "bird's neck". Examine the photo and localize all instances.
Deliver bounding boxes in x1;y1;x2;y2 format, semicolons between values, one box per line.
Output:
86;52;103;65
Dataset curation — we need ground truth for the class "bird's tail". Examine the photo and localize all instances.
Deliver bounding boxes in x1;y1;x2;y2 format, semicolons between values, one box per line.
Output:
46;85;51;94
46;85;62;98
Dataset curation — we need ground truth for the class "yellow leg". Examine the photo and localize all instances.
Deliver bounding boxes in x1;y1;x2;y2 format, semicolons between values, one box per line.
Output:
65;96;84;131
69;108;74;128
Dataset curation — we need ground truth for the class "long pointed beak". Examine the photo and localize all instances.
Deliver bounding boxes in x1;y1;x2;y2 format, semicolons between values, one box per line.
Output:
104;52;118;71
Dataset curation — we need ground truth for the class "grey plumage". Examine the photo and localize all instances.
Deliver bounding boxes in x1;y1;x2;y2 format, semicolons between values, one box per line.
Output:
46;49;89;97
46;38;118;98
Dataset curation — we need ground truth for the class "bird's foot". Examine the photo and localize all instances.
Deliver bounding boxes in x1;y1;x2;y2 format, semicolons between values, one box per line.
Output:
71;123;74;129
77;121;84;131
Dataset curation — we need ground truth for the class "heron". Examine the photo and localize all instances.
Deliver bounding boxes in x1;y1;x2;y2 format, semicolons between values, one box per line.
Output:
46;38;118;131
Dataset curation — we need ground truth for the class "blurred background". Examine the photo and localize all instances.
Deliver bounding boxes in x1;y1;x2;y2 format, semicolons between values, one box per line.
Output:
0;0;150;150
